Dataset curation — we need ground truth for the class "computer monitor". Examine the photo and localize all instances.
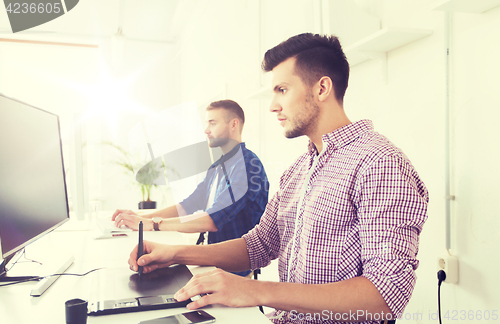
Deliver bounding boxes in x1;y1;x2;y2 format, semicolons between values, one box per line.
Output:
0;93;70;281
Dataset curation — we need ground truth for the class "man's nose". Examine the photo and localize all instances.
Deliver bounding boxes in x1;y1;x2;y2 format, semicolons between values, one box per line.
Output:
269;96;281;113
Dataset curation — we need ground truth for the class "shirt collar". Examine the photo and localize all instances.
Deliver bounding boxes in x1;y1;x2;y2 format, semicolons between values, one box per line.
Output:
307;119;374;155
211;142;244;168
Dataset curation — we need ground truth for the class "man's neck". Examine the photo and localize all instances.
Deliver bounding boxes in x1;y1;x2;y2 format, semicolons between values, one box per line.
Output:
220;140;241;155
309;106;351;153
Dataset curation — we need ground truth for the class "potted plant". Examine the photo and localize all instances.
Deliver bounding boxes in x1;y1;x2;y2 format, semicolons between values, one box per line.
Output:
103;141;162;209
135;158;162;209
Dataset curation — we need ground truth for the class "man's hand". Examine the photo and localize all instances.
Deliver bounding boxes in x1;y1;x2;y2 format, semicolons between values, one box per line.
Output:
112;209;137;221
174;268;260;310
114;211;153;231
128;240;177;273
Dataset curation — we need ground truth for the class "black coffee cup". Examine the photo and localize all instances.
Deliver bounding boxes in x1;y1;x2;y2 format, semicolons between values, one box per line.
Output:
65;298;88;324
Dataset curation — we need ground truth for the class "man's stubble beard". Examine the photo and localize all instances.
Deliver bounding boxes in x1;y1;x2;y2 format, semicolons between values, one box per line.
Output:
284;93;320;139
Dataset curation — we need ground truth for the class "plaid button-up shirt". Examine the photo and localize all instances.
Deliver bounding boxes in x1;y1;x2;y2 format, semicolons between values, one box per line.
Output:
244;120;429;323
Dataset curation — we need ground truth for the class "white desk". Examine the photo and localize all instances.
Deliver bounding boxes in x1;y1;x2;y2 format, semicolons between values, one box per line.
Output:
0;219;271;324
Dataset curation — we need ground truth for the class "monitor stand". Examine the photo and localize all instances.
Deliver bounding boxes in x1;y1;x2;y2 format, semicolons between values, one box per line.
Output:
0;251;74;296
0;252;39;282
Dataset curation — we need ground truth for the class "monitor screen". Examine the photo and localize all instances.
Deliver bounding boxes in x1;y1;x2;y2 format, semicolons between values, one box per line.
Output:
0;93;69;267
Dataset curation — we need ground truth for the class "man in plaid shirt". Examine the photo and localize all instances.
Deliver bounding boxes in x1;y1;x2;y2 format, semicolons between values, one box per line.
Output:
128;33;429;323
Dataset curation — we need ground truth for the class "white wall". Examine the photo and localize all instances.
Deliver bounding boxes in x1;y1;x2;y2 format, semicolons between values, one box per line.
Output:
95;39;181;211
346;1;447;321
175;0;320;191
445;5;500;320
346;1;500;322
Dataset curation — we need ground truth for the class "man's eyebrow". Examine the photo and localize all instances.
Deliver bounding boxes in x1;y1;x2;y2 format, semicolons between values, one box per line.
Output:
273;83;289;92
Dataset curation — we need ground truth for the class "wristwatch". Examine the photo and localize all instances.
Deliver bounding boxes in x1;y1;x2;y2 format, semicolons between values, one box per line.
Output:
152;217;163;231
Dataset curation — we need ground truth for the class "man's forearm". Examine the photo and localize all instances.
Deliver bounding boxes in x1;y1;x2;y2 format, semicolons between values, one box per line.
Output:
159;212;217;233
254;277;391;322
173;238;251;272
148;204;181;219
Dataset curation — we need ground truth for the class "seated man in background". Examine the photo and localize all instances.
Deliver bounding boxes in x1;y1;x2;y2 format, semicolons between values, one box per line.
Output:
113;99;269;277
127;33;429;323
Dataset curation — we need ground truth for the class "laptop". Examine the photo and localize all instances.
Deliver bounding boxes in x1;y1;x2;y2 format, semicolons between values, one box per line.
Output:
88;264;194;316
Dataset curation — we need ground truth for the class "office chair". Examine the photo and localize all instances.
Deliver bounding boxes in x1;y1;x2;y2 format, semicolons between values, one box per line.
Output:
253;269;265;313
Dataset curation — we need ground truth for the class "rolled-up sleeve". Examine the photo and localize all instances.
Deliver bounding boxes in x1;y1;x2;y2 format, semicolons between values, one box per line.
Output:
179;170;214;214
357;155;429;316
243;191;281;270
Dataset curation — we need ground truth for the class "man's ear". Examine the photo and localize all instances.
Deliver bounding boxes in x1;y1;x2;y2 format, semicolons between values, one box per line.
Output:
231;118;239;131
316;76;334;102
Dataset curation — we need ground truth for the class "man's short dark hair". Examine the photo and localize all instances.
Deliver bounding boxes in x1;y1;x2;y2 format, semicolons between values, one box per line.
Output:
207;99;245;126
262;33;350;104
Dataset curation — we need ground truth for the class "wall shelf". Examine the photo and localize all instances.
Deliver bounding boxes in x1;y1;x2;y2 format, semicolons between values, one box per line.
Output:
431;0;500;14
345;27;433;67
249;27;433;88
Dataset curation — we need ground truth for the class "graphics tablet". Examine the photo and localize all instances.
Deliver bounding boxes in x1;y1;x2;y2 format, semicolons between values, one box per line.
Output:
88;264;193;316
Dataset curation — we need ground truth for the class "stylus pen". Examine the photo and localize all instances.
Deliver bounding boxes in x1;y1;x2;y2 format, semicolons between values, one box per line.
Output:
138;221;143;275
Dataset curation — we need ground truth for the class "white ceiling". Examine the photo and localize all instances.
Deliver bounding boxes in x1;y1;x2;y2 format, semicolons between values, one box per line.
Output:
0;0;202;43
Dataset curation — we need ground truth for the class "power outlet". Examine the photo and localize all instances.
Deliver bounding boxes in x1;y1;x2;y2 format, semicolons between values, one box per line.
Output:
437;255;459;284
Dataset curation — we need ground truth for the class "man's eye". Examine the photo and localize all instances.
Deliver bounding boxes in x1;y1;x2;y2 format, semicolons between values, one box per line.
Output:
280;88;287;94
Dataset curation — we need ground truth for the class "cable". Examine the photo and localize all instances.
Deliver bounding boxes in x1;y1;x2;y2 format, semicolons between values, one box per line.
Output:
4;249;29;272
0;277;43;287
437;270;446;324
0;249;29;277
1;249;44;278
47;267;104;278
0;268;104;287
18;253;43;266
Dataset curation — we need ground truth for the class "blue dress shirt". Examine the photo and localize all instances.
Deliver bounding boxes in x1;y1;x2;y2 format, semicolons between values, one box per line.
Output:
179;143;269;276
